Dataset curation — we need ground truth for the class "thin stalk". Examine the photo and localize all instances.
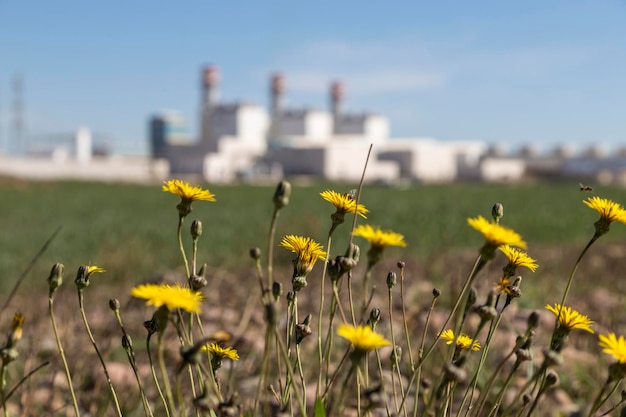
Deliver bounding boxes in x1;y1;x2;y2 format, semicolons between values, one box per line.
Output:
400;254;484;413
112;309;153;417
147;335;171;417
387;287;406;416
157;331;177;416
177;215;190;280
1;363;8;417
274;328;307;417
412;292;439;417
77;290;122;417
48;296;81;417
267;207;280;290
316;232;334;401
374;349;393;417
400;268;415;369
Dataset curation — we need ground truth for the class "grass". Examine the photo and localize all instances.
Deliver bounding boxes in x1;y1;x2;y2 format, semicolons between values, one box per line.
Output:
0;179;622;293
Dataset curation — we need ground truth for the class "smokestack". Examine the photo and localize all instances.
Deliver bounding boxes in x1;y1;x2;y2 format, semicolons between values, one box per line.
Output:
270;72;285;115
202;65;219;108
330;80;344;134
201;65;219;146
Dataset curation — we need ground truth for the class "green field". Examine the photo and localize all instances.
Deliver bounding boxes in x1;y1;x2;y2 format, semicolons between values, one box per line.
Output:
1;179;625;293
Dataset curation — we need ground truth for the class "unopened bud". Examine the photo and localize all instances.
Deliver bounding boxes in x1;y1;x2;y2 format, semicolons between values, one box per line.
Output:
109;298;120;312
492;203;504;223
386;271;397;289
368;308;381;328
273;180;291;209
47;263;64;295
295;315;312;344
397;261;405;269
272;281;283;300
191;220;203;239
545;370;559;387
190;274;208;291
527;311;540;330
390;345;402;365
249;247;261;260
432;288;441;298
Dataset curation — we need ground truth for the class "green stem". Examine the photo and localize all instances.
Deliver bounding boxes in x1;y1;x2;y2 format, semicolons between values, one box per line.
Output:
267;207;279;290
147;335;171;417
49;296;81;417
177;215;190;280
157;331;177;416
1;363;8;417
316;232;333;401
77;290;123;417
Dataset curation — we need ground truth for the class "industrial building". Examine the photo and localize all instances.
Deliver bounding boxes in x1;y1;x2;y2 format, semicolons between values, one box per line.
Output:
149;66;491;183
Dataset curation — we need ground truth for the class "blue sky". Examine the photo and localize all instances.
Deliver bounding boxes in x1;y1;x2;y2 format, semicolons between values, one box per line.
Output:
1;1;625;154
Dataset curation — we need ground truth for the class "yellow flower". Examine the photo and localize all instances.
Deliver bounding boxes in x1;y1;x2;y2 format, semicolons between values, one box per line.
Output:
439;329;481;351
337;324;391;352
545;303;594;333
320;190;368;219
131;283;203;314
87;265;106;275
202;343;240;361
7;312;25;347
599;333;626;363
353;224;407;249
280;235;326;278
583;196;626;237
499;245;538;275
584;196;626;224
468;216;527;250
163;179;216;216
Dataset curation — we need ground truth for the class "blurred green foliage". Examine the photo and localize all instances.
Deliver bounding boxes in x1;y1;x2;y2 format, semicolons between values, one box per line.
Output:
0;179;623;293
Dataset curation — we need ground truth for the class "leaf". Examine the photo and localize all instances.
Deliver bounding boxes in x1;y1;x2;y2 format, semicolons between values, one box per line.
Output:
314;397;326;417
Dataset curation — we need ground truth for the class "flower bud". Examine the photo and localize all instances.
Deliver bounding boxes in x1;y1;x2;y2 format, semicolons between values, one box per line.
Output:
492;202;504;223
273;180;291;210
386;271;397;289
74;265;90;290
47;263;64;295
190;274;208;291
527;311;540;331
295;315;312;345
6;312;24;348
397;261;405;269
368;308;381;328
432;288;441;298
272;281;283;300
191;220;203;239
109;298;120;312
249;247;262;260
390;345;402;366
545;370;559;387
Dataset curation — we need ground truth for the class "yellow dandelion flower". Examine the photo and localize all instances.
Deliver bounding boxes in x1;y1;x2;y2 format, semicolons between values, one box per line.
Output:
439;329;481;351
337;324;391;352
320;190;368;219
353;224;407;249
202;343;240;361
599;333;626;363
7;312;25;347
131;283;203;314
163;179;216;216
467;215;527;250
583;196;626;237
494;276;511;295
87;265;106;276
584;196;626;224
546;303;594;333
499;245;538;275
280;235;326;278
